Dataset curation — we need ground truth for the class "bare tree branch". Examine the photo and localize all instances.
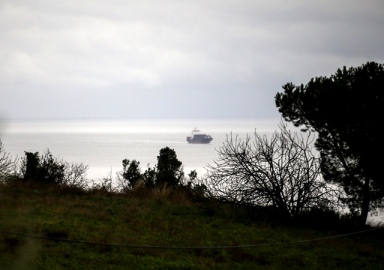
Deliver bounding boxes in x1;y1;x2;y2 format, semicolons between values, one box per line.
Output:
201;121;341;217
0;140;17;182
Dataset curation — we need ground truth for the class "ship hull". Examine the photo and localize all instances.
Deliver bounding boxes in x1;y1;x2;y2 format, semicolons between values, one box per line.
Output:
187;135;213;144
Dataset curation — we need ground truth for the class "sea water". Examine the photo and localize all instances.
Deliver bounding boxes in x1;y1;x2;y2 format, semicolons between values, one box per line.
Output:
0;118;281;180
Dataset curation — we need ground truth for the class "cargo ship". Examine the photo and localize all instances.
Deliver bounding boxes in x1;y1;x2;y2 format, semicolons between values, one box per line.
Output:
187;128;213;144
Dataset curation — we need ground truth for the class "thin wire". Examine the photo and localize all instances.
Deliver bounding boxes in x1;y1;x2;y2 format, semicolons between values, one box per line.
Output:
0;226;382;249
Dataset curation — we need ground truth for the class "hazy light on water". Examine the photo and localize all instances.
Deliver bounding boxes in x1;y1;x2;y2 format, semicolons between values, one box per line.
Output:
3;118;282;134
0;118;283;179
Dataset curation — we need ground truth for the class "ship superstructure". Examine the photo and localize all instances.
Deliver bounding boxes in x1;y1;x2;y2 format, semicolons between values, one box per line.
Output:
186;128;213;144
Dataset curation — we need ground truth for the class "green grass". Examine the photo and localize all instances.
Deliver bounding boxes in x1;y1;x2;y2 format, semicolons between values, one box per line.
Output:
0;185;383;269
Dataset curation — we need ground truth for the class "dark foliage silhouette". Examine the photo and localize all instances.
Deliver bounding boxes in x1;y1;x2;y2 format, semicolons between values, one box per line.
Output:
20;150;88;188
275;61;384;225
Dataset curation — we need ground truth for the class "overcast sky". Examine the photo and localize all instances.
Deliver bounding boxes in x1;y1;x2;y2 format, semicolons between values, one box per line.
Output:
0;0;383;120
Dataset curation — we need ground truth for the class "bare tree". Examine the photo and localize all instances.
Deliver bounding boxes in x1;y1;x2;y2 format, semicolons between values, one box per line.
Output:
0;140;17;182
63;162;89;189
202;122;340;217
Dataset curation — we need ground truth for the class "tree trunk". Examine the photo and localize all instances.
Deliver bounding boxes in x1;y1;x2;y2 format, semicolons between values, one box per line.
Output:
359;177;370;226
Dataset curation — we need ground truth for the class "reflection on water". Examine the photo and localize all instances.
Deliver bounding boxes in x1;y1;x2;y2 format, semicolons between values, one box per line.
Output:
2;118;282;134
0;118;281;179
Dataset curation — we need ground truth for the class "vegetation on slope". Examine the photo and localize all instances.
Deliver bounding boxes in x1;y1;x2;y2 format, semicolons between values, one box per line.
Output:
0;184;383;270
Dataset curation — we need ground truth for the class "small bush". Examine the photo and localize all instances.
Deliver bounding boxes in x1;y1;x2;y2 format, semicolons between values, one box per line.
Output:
90;171;114;195
19;149;88;189
0;140;17;183
117;159;141;192
119;147;187;193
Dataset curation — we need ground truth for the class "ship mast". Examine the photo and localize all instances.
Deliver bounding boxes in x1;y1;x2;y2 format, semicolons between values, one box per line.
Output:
191;127;200;135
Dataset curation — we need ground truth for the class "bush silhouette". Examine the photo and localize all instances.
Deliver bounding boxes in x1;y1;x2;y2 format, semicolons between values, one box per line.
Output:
156;147;184;189
20;150;87;188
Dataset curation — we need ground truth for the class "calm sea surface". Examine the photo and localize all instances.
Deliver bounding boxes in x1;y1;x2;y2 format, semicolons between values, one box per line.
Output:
0;118;280;180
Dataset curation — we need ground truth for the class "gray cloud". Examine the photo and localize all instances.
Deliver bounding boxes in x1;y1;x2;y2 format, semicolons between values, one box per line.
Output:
1;0;383;119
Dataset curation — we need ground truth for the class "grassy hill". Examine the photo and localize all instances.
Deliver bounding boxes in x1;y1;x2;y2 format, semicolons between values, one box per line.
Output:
0;185;383;270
